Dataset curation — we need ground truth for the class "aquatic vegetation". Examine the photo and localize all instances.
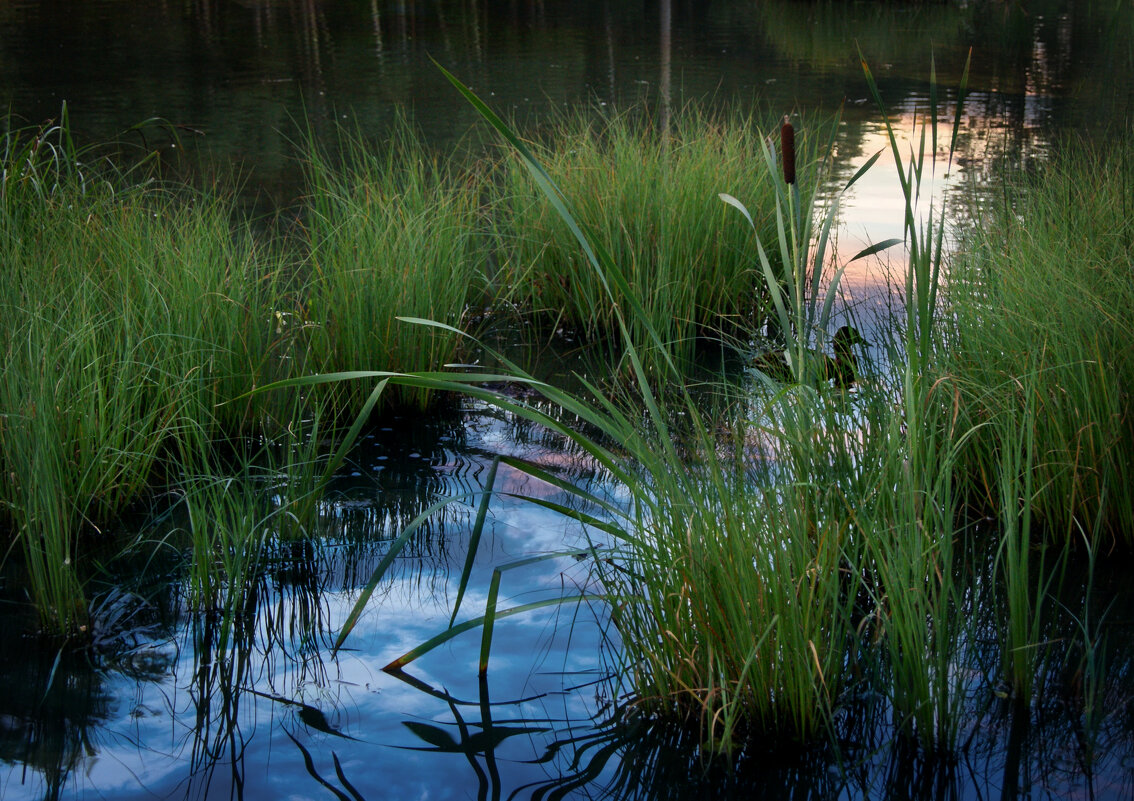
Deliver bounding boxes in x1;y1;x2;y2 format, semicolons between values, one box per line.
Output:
1;51;1132;796
945;135;1134;544
301;118;486;414
496;105;824;366
324;63;906;750
181;475;269;624
720;111;894;387
0;115;293;634
331;54;1127;760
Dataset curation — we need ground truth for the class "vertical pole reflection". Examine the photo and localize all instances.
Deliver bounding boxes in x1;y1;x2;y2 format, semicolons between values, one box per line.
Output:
605;1;616;101
370;0;384;63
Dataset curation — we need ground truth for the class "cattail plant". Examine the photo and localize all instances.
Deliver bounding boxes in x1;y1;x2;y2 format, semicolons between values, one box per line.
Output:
780;115;796;185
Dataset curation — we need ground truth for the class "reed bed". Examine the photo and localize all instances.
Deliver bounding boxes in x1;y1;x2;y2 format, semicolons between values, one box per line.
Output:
945;137;1134;545
335;57;1129;761
495;106;827;365
300;120;485;414
0;116;292;633
601;390;877;748
3;61;1130;780
326;66;951;752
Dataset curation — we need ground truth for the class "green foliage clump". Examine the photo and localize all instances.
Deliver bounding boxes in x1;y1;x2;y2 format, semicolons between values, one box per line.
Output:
946;136;1134;543
0;115;286;634
301;121;485;413
496;107;826;364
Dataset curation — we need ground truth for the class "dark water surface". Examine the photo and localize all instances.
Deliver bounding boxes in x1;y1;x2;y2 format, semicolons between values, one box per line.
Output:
2;1;1134;799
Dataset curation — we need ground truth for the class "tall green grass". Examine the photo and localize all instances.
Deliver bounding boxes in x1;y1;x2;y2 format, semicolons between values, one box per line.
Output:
496;106;828;366
301;120;485;413
851;52;976;750
946;137;1134;544
6;64;1128;776
325;57;1088;761
321;65;898;751
181;474;269;629
0;115;288;634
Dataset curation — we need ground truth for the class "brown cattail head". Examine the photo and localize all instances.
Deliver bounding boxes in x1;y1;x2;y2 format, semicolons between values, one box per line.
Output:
780;115;796;185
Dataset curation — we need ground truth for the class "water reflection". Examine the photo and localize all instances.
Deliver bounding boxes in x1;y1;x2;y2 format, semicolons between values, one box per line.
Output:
2;0;1128;211
3;400;1134;798
2;1;1134;798
0;638;112;799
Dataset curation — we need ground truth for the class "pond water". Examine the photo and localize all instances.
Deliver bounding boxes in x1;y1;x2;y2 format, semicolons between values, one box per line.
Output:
6;398;1134;800
2;1;1134;799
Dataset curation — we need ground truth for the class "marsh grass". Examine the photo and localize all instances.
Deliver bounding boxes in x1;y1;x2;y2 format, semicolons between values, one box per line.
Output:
607;393;879;748
300;119;484;414
849;52;982;752
0;114;289;634
181;475;270;627
946;136;1134;543
493;51;1079;758
319;65;914;750
4;58;1129;779
496;106;827;366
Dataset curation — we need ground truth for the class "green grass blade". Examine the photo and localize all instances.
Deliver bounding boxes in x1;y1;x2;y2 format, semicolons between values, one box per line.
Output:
332;494;467;654
843;149;884;192
479;568;502;674
450;456;499;628
383;595;606;671
849;238;903;262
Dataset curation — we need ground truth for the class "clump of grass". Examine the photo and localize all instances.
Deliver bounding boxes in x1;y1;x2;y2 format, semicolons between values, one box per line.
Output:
180;475;270;627
946;135;1134;544
495;106;828;365
0;112;289;635
604;389;881;748
321;68;897;751
300;119;485;414
852;51;980;752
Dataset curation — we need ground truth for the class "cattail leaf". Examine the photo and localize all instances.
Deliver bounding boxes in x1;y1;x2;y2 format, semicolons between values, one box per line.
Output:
718;192;756;230
849;237;904;262
843;148;883;193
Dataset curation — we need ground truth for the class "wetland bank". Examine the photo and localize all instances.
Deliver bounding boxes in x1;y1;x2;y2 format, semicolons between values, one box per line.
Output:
2;1;1134;799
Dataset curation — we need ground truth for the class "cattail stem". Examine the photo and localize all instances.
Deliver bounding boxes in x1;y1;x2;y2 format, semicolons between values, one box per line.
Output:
780;116;796;185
